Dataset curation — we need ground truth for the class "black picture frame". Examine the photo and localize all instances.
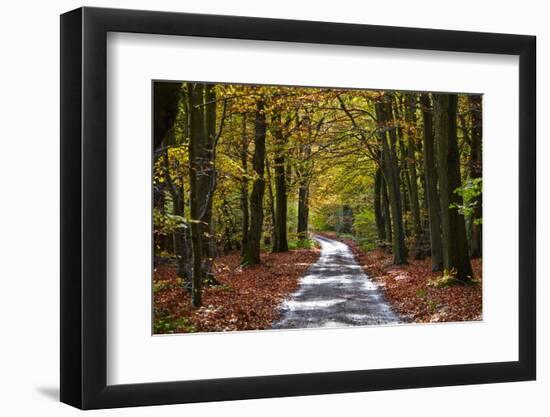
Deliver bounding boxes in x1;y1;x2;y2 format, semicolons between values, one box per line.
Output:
60;6;536;410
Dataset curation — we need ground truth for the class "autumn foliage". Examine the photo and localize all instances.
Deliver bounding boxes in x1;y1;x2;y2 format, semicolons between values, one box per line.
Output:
153;82;483;332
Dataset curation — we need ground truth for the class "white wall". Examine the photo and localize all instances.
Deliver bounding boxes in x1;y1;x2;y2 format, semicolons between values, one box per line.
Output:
0;0;545;415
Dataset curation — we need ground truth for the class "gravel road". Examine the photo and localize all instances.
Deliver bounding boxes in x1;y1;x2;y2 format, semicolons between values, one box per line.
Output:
272;235;401;329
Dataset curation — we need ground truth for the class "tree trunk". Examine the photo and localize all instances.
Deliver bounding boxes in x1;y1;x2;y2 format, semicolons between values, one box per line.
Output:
242;101;266;265
265;155;277;249
297;141;311;241
162;149;191;283
297;181;309;240
376;97;407;264
404;94;424;258
469;94;483;258
186;82;204;307
374;167;386;241
200;84;217;280
381;173;392;246
272;114;289;252
420;94;443;271
239;115;249;257
433;94;473;281
392;99;410;240
153;82;181;150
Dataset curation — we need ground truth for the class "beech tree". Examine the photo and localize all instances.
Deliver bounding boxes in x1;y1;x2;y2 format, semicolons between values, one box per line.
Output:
420;93;443;271
186;82;205;307
375;95;407;264
242;100;267;265
433;93;473;281
373;167;385;241
403;94;423;258
239;114;250;256
272;112;289;252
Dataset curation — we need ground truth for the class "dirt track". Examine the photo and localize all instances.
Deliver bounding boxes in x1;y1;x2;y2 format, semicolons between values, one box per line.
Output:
272;235;401;329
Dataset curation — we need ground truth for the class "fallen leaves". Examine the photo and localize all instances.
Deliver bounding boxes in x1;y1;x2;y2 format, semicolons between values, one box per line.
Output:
153;248;320;334
319;232;482;323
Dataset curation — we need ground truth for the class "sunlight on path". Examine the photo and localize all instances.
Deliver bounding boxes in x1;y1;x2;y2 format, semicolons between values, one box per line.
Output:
272;235;401;329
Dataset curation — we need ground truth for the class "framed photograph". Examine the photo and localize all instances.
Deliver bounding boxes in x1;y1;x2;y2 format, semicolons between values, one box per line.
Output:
60;6;536;409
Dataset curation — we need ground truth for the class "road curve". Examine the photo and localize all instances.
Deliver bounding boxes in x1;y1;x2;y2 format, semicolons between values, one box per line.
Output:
272;235;401;329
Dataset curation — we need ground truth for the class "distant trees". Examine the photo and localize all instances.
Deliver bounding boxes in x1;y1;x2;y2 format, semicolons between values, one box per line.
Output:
153;83;481;308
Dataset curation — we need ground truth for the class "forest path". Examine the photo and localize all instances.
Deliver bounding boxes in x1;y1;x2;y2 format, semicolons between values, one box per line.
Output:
272;235;401;329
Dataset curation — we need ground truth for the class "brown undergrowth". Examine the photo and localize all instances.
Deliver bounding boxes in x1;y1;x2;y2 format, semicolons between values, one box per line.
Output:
153;248;320;334
318;232;482;323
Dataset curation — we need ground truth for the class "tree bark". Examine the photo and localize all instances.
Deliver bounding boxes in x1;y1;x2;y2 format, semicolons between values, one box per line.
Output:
297;181;309;240
433;94;473;281
265;154;277;249
469;94;483;258
420;94;443;271
153;82;181;150
272;114;289;252
200;84;217;280
374;167;386;241
186;82;204;307
381;173;392;246
242;100;267;265
404;94;424;258
297;143;311;241
239;114;249;257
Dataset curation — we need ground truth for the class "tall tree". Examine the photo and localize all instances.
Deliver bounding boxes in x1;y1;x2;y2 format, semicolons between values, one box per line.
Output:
186;82;204;307
297;144;311;241
239;114;249;257
433;94;473;281
199;84;217;279
381;173;392;245
373;167;386;241
393;97;412;226
297;178;310;240
296;112;313;241
420;94;443;271
272;113;289;252
265;153;277;248
153;82;192;284
242;100;267;265
376;96;407;264
403;94;424;258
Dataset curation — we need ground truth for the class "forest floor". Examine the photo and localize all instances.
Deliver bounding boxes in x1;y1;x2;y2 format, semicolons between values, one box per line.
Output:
154;233;482;334
318;232;483;323
153;248;320;334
